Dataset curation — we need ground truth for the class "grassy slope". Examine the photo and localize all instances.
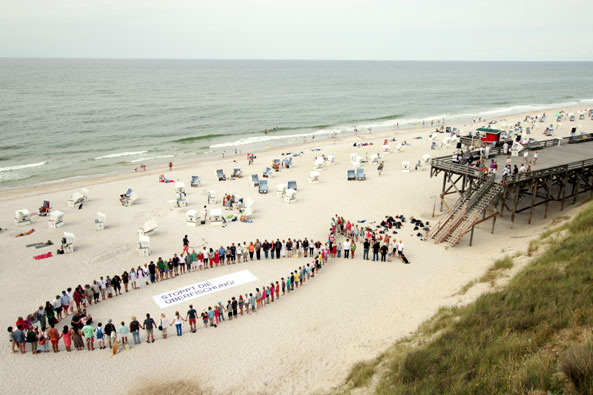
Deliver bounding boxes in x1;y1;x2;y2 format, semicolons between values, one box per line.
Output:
342;200;593;394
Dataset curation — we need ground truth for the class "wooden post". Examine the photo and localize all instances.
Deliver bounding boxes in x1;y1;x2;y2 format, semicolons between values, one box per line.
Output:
511;184;520;224
573;172;581;204
528;180;537;225
469;225;475;247
544;177;552;219
500;186;506;218
561;173;568;211
440;172;447;211
491;213;497;234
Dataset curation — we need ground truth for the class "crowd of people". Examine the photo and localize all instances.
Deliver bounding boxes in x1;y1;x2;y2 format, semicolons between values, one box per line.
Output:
7;215;414;355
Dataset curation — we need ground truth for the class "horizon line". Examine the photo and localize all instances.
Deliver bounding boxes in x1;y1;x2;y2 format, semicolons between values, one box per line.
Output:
1;56;592;62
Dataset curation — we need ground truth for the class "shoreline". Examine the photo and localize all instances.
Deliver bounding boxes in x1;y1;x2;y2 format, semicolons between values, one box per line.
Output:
1;103;590;200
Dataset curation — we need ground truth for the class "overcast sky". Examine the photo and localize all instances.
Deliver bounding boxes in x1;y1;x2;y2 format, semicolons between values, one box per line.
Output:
1;0;592;60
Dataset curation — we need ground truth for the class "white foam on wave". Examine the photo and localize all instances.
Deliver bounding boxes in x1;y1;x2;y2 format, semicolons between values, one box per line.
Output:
0;172;32;182
0;161;47;172
210;129;339;148
129;154;174;163
95;151;147;160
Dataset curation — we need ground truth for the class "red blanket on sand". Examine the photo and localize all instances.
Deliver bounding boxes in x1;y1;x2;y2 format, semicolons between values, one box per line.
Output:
16;229;35;237
34;252;52;260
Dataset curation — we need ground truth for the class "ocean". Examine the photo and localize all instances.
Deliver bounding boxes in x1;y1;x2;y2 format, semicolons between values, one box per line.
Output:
1;59;592;188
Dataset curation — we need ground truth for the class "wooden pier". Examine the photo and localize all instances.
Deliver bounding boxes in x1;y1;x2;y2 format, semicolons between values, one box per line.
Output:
427;134;593;247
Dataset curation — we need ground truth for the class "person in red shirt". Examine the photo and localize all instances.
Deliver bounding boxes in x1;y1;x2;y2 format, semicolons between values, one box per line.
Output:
15;317;26;331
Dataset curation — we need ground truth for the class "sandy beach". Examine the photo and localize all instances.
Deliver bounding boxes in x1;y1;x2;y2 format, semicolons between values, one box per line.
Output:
2;105;592;395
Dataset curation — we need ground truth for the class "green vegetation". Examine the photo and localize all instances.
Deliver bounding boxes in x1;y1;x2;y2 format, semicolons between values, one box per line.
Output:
477;256;514;284
346;360;380;388
342;200;593;394
456;256;515;296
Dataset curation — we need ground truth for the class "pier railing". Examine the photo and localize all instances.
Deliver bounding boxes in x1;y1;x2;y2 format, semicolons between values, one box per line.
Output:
503;158;593;184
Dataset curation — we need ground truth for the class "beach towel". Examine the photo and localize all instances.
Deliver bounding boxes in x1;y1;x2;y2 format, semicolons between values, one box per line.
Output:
26;240;54;249
34;252;53;260
36;241;54;249
26;242;44;248
16;229;35;237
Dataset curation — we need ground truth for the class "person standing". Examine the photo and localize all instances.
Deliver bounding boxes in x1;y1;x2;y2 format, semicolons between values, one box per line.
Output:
148;261;157;283
363;239;370;260
159;314;169;339
377;161;384;177
397;240;405;260
122;271;129;292
60;291;70;318
263;240;270;259
380;243;388;262
255;239;262;260
141;314;156;343
182;235;189;256
81;322;94;351
53;295;63;321
171;312;185;336
129;316;141;345
112;275;122;296
26;327;38;354
70;313;84;351
62;326;72;352
372;241;380;262
104;319;116;348
275;239;282;259
118;322;129;346
343;239;351;259
7;327;17;353
186;305;197;333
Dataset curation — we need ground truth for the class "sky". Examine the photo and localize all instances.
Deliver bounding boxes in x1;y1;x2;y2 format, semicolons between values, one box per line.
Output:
1;0;592;61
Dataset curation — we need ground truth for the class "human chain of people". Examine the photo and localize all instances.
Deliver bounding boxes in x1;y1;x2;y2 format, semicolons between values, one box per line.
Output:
8;215;415;355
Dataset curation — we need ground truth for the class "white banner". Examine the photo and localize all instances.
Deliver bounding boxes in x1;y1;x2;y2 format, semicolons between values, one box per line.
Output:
152;270;258;309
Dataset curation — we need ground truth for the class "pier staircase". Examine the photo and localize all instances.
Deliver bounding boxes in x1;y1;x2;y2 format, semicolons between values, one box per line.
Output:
427;177;503;247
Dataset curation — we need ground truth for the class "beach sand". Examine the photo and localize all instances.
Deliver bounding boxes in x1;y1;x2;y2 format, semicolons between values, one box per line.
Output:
1;106;591;395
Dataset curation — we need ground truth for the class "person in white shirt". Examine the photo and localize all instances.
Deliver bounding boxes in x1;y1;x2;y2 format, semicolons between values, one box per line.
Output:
68;287;75;313
391;240;397;256
343;239;351;259
202;205;208;223
136;267;143;288
159;313;169;339
236;244;243;263
99;277;106;300
397;240;405;259
169;312;186;337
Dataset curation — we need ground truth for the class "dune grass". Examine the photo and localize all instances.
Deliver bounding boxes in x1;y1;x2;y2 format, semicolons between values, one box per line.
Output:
343;200;593;394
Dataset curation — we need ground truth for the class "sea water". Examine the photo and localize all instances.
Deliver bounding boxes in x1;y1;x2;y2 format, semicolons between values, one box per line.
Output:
1;59;592;187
